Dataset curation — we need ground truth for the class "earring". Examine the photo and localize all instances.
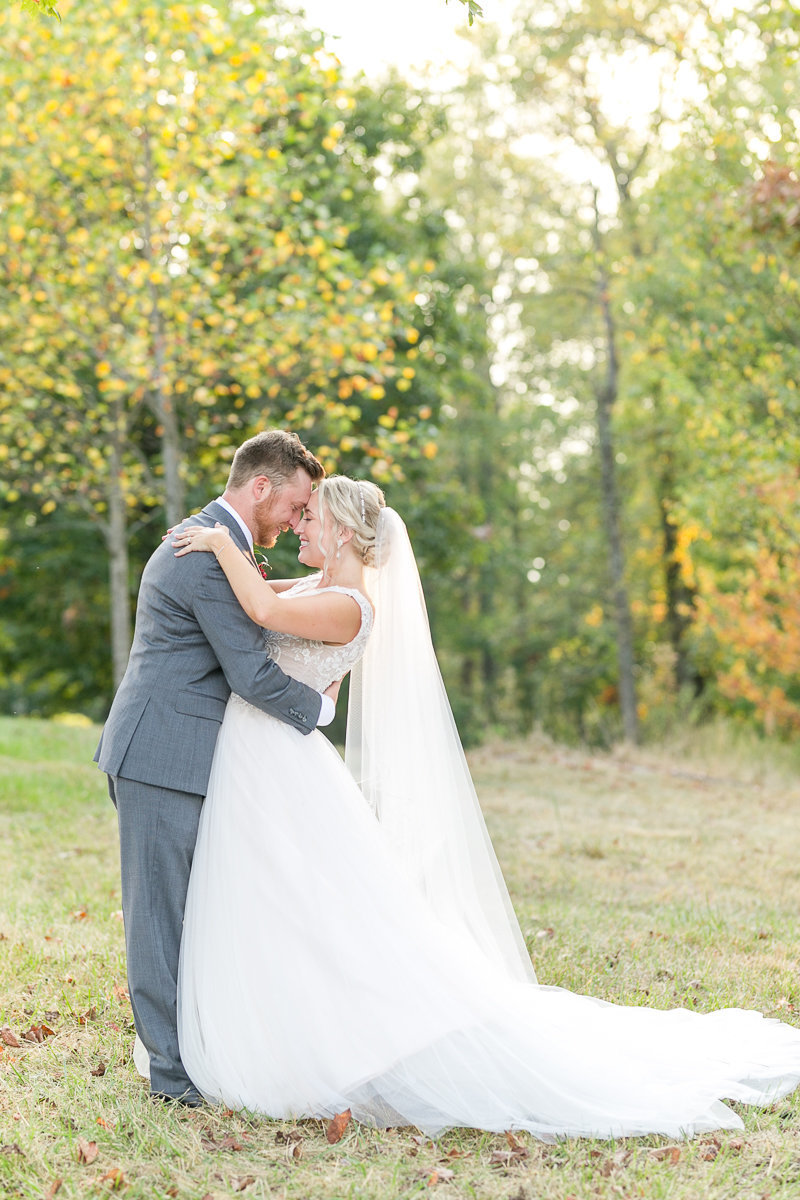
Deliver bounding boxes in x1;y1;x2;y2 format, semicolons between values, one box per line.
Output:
336;537;343;560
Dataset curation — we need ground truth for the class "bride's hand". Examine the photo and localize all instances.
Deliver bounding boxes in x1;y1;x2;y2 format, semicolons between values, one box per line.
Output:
173;522;231;557
324;676;346;705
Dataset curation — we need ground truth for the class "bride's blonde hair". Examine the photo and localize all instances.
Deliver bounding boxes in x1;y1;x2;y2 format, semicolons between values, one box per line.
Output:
317;476;386;566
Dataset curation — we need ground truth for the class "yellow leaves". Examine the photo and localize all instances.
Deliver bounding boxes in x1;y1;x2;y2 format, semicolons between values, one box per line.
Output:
9;225;26;243
421;442;438;459
584;605;604;628
95;362;112;379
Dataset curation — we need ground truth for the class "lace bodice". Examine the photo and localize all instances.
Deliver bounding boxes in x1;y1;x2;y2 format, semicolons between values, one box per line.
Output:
260;575;373;693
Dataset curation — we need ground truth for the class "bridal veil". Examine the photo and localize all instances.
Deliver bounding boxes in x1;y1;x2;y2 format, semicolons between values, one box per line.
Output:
345;507;536;985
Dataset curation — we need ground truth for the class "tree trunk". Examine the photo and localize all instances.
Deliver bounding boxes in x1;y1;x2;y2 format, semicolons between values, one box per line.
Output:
141;120;185;525
593;198;639;744
107;421;131;689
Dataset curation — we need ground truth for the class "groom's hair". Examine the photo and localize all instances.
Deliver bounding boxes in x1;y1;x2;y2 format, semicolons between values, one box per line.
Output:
227;429;325;490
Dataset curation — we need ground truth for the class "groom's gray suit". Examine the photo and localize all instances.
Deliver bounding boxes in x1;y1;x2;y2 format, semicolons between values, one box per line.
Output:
95;501;321;1101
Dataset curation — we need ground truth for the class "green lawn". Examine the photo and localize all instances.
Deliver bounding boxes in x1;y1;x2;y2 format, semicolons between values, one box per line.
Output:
2;716;800;1199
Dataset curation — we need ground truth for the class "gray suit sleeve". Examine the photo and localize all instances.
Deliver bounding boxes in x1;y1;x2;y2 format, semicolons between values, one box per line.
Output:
192;564;322;734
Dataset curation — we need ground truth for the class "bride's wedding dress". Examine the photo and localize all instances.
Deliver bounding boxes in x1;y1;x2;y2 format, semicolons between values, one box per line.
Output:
169;560;800;1139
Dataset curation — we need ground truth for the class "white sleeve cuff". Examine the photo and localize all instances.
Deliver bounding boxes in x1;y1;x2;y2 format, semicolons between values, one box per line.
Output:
317;694;336;727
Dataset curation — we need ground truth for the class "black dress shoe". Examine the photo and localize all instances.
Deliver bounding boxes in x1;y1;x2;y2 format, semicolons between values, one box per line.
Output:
151;1089;204;1108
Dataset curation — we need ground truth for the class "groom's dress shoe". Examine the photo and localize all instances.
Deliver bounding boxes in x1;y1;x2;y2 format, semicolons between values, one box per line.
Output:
151;1089;204;1109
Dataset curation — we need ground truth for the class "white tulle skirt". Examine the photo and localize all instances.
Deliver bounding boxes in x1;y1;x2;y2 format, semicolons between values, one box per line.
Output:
173;696;800;1139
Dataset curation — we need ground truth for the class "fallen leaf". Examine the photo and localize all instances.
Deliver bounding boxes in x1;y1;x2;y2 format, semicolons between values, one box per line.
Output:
489;1150;519;1167
76;1138;99;1165
649;1145;681;1164
325;1108;351;1144
71;908;89;921
201;1134;244;1152
219;1135;246;1151
425;1166;455;1185
100;1167;125;1190
44;1180;62;1199
112;984;130;1004
274;1128;302;1145
22;1023;56;1043
285;1138;303;1162
505;1131;528;1159
233;1176;255;1192
698;1136;721;1161
78;1007;98;1026
727;1138;745;1153
1;1144;24;1157
91;1062;107;1077
0;1027;21;1048
96;1118;115;1130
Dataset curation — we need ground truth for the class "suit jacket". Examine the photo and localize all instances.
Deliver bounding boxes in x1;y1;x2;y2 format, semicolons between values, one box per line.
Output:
94;502;321;796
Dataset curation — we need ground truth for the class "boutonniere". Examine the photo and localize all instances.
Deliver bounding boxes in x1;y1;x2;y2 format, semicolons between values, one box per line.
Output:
255;553;270;579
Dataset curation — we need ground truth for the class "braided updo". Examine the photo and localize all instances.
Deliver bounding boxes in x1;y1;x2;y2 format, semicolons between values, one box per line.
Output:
317;476;386;566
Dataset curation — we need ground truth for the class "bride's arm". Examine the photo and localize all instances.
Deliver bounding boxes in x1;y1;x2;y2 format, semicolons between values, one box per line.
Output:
263;578;304;593
173;525;361;643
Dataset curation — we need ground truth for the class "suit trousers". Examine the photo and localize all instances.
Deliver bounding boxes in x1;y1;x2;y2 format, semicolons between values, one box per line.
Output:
110;774;204;1099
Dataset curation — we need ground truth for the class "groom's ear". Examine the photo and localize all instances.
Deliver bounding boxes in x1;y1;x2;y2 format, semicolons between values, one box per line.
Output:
251;475;273;501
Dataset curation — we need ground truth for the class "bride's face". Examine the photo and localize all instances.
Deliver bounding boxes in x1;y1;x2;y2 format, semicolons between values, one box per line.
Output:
296;493;333;568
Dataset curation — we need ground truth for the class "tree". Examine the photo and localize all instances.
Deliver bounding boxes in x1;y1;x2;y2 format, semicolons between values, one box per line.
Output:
0;0;438;689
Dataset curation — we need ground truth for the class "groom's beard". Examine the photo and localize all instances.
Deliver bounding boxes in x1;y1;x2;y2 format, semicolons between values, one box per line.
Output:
252;493;288;549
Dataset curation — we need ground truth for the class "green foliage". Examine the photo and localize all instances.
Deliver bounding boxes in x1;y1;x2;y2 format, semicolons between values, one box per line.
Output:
3;0;800;745
15;0;59;17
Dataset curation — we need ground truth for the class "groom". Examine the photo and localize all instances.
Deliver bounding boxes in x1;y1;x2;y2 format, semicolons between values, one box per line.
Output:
95;429;334;1106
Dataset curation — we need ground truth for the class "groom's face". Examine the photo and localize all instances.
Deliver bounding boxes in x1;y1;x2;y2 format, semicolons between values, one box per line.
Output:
252;468;314;548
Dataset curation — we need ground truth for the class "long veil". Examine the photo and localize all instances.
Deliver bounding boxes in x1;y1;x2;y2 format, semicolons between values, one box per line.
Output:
346;508;536;985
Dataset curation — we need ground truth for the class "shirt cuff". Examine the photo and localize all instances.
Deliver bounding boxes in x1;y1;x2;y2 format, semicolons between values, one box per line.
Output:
317;694;336;727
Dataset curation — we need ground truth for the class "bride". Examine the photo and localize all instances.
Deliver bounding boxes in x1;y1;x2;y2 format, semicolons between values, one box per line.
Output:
162;475;800;1139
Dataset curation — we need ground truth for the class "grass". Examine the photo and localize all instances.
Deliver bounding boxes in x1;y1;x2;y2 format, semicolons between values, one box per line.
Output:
2;715;800;1198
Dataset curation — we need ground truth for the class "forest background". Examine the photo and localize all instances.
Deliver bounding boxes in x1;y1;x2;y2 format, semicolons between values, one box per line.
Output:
1;0;799;750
